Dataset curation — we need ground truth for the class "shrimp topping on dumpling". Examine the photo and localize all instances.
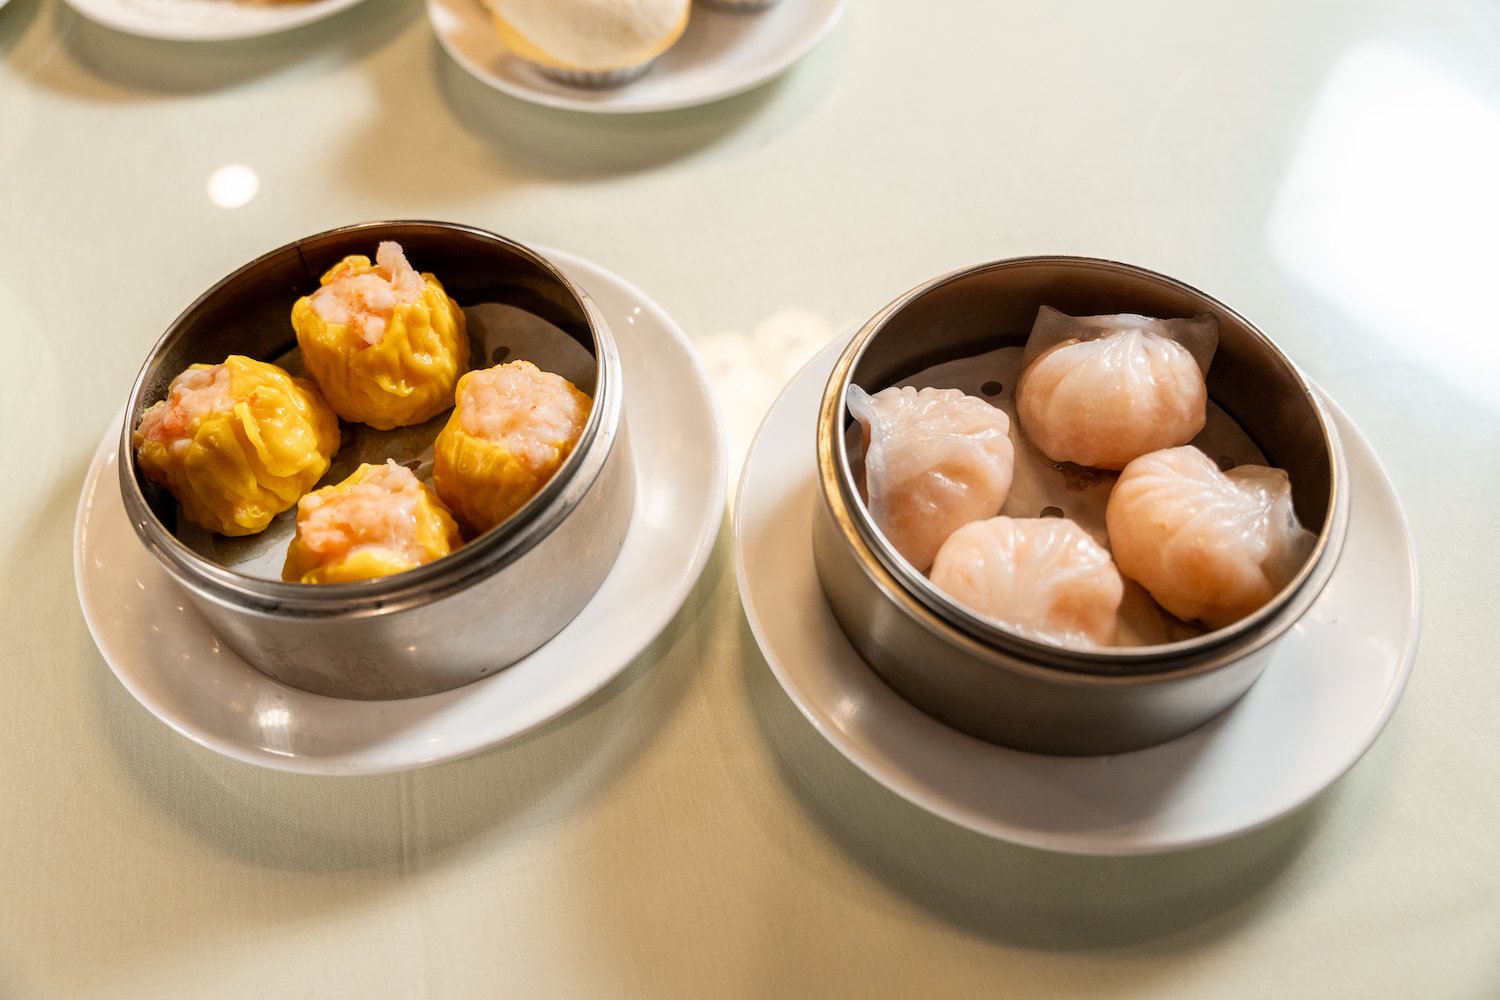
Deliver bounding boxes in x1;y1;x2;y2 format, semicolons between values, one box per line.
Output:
1106;446;1315;629
282;461;463;585
847;385;1014;574
292;241;469;430
1016;306;1218;470
133;355;340;537
433;360;592;535
930;516;1124;647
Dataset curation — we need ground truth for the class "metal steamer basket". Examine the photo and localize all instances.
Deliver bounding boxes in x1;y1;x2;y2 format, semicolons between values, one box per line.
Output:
813;256;1349;755
120;222;634;700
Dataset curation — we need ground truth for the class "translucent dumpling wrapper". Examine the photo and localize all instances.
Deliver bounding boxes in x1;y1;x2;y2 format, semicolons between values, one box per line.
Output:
282;461;463;584
433;360;592;535
291;242;469;430
847;384;1015;574
133;355;341;537
1016;306;1219;470
930;516;1124;647
1106;446;1316;629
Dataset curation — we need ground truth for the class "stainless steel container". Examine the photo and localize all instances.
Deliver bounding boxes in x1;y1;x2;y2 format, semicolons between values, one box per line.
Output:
120;221;634;700
813;256;1348;755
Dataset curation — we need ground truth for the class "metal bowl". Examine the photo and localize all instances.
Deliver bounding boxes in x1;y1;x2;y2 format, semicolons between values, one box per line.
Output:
813;256;1348;755
119;221;634;700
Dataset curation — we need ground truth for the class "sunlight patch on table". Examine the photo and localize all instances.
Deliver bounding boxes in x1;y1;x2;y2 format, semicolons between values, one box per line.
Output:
1269;44;1500;407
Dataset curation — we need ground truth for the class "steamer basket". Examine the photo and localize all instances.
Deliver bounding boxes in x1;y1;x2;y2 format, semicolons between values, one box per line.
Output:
120;221;634;700
813;256;1348;755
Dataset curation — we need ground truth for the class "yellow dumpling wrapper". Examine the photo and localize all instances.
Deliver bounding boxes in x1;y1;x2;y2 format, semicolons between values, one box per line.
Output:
291;242;469;430
433;361;592;535
133;355;341;537
283;461;463;585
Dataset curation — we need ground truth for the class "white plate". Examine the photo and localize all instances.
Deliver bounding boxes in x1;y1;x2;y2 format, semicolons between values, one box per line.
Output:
734;333;1421;856
74;248;727;775
63;0;368;41
427;0;845;114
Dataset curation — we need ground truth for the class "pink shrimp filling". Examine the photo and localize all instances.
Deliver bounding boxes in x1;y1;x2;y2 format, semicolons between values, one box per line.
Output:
135;364;234;454
295;461;428;566
308;241;427;347
457;364;587;467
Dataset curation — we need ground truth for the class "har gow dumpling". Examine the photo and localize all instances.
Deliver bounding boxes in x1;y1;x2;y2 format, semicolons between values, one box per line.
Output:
292;241;469;430
847;385;1014;574
133;355;340;537
1016;306;1218;470
283;461;463;585
433;360;592;535
929;516;1124;647
1106;446;1315;629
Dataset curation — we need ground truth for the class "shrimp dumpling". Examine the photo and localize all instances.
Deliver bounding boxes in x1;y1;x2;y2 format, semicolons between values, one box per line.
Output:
433;360;592;534
283;461;463;584
1106;446;1316;629
292;241;469;430
847;385;1014;574
1016;306;1218;470
133;355;340;536
930;516;1124;647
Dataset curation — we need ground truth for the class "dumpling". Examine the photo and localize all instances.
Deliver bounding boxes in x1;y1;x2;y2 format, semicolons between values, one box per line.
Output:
133;355;340;536
291;241;469;430
847;384;1014;574
929;516;1123;647
1016;306;1218;470
282;461;463;584
433;360;592;534
1106;446;1316;629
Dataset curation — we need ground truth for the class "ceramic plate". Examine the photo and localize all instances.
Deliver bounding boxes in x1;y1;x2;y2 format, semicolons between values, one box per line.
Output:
734;333;1420;856
63;0;368;40
74;248;726;775
427;0;845;113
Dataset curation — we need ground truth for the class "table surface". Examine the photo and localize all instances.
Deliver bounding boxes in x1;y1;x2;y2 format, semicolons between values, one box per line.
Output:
4;0;1499;996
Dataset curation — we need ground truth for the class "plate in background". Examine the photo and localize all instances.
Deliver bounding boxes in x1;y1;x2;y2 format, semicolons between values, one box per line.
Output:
63;0;369;40
428;0;845;113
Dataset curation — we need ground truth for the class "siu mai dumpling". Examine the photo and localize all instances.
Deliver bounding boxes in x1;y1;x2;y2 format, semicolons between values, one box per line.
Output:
292;242;469;430
283;461;462;585
133;355;340;537
930;516;1123;647
1016;306;1218;470
847;385;1014;574
433;360;592;535
1106;446;1315;629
